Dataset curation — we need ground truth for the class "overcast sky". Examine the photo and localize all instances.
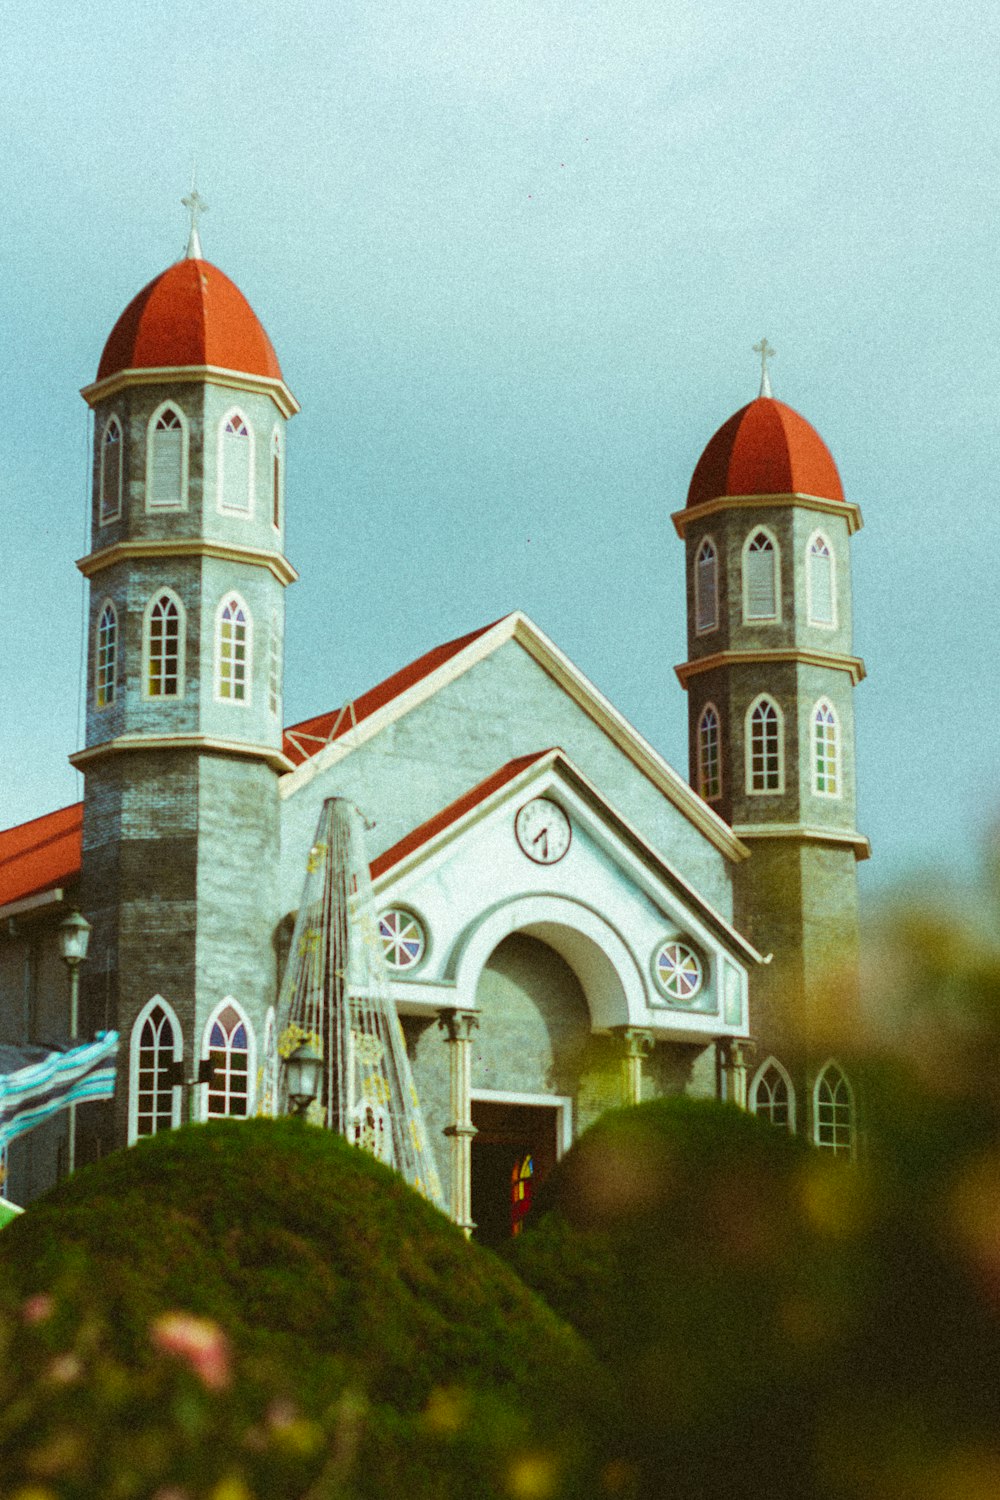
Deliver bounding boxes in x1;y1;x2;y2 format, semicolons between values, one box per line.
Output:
2;0;998;896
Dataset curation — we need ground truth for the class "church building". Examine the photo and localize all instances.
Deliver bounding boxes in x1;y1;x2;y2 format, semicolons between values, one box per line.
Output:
0;223;867;1237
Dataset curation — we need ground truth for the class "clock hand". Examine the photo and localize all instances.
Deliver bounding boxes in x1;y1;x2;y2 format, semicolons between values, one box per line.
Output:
533;828;549;858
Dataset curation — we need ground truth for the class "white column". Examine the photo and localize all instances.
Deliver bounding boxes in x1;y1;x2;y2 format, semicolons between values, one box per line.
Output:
718;1038;754;1108
437;1009;479;1236
615;1026;654;1106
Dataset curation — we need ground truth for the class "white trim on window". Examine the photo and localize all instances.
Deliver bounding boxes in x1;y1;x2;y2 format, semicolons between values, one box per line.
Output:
745;694;784;794
812;698;841;798
470;1088;574;1157
218;409;255;516
813;1060;855;1157
215;593;253;705
742;526;780;622
99;415;123;524
697;701;722;802
95;599;118;710
142;588;186;699
270;426;283;532
128;994;183;1144
749;1055;796;1133
199;997;256;1121
146;401;189;512
806;530;836;628
694;535;719;635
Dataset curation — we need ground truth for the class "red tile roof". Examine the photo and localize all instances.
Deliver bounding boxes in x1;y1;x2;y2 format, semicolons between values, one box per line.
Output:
0;803;83;910
370;751;551;881
283;617;508;767
97;259;283;383
687;396;844;507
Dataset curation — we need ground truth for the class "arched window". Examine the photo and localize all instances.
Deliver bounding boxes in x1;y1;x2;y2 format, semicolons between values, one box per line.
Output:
268;610;281;717
204;1002;251;1119
746;696;783;792
813;699;840;797
807;533;835;626
147;404;187;510
694;537;718;634
697;703;722;801
271;428;282;530
130;997;181;1142
743;529;779;620
99;416;123;524
216;595;251;703
750;1057;795;1132
95;600;117;709
814;1063;854;1156
219;411;253;514
144;591;184;698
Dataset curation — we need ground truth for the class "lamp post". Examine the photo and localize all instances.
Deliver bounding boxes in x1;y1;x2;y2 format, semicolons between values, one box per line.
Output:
57;909;92;1177
284;1042;322;1118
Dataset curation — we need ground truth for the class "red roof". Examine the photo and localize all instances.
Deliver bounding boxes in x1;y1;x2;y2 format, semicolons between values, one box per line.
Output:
371;752;551;880
0;804;83;910
283;618;507;767
687;396;844;508
97;258;283;383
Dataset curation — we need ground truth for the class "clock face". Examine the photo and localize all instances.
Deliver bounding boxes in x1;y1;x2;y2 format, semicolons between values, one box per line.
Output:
514;798;571;865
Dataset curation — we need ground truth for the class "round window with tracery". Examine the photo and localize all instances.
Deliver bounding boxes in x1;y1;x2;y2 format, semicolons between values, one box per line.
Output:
653;940;703;1004
378;909;427;971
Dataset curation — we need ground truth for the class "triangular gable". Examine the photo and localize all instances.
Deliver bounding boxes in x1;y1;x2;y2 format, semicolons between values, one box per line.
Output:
281;612;748;863
0;803;83;914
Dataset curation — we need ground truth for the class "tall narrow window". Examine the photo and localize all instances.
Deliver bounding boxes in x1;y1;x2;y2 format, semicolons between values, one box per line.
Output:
145;592;183;698
694;537;718;634
813;700;840;797
133;1002;180;1139
747;696;783;792
217;596;251;702
271;428;282;530
205;1003;250;1119
95;601;117;709
751;1059;794;1132
99;417;123;524
814;1063;854;1156
219;412;253;514
807;534;835;625
268;610;281;716
697;703;722;801
148;405;186;510
743;530;778;620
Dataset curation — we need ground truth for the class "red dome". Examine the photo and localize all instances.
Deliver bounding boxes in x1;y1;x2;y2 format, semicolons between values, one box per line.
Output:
97;258;283;383
687;396;843;507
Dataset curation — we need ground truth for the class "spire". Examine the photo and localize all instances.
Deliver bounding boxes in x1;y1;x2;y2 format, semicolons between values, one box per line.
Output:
181;164;208;260
753;337;775;398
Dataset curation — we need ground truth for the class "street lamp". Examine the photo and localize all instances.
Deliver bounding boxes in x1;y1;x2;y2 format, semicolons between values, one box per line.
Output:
57;909;91;1177
285;1042;322;1118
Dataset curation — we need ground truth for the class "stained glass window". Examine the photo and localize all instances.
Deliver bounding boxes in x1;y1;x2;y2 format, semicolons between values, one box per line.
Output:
268;610;281;717
748;697;782;792
206;1004;250;1119
217;597;250;702
744;530;778;620
272;429;282;530
135;1004;178;1137
815;1064;854;1156
695;537;718;633
146;593;182;697
698;703;721;801
814;700;840;796
100;417;123;523
220;412;252;514
148;406;185;510
753;1062;792;1131
808;534;834;625
654;940;703;1003
378;909;426;970
96;601;117;709
511;1153;533;1236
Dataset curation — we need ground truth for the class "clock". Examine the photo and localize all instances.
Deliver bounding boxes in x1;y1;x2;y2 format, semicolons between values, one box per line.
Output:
514;798;571;865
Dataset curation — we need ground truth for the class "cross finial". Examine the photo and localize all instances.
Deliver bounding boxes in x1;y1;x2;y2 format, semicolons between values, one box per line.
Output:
752;338;775;398
181;164;208;259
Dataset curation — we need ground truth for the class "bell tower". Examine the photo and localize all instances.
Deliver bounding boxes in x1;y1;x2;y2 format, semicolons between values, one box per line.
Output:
72;204;298;1149
673;354;867;1139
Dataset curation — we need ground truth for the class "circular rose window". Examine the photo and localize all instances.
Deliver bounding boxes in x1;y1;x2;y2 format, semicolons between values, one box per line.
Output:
378;909;426;971
653;940;703;1003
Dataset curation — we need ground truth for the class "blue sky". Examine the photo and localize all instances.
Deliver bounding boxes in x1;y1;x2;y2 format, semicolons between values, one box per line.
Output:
2;0;997;894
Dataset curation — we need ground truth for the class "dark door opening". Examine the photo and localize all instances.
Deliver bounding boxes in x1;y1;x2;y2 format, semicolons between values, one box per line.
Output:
471;1100;559;1248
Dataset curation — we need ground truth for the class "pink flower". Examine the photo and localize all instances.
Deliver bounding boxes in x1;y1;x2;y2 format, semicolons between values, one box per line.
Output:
22;1292;55;1325
151;1312;232;1392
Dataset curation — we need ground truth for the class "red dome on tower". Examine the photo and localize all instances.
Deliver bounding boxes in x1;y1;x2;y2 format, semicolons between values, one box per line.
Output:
96;258;284;383
687;396;843;508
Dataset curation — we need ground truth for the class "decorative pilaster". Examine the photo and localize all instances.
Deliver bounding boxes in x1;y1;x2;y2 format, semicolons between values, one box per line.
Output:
717;1038;754;1109
614;1026;655;1106
438;1009;479;1236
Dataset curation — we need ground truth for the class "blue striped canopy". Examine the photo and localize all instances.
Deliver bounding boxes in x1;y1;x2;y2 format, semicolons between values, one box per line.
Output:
0;1033;119;1149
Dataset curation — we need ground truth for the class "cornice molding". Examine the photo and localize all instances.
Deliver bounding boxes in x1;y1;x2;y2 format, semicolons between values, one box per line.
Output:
77;538;298;587
672;492;863;538
732;823;871;860
70;734;293;775
80;363;299;418
675;648;866;687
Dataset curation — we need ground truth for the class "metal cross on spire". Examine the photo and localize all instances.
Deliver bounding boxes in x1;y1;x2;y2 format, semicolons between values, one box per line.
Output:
181;166;208;260
753;338;775;398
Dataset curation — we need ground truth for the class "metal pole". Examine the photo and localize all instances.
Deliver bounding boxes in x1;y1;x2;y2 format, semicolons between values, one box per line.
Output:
67;964;80;1176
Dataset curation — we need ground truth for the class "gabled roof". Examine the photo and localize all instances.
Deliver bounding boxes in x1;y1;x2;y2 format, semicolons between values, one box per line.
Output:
0;803;83;912
282;612;748;863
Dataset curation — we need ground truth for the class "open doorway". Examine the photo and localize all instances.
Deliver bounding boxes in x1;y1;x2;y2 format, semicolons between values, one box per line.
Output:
470;1098;563;1248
